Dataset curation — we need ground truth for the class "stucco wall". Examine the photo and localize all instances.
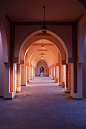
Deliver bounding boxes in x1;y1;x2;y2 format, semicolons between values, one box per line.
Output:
3;17;10;57
35;61;49;76
0;17;10;97
77;16;86;62
0;31;4;96
83;36;86;97
15;25;72;58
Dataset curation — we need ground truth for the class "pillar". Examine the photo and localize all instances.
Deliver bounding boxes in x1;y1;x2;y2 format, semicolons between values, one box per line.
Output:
33;68;35;77
65;64;69;92
49;67;51;77
3;63;14;99
30;66;32;80
20;65;26;86
71;63;83;99
27;66;29;82
13;63;17;96
52;66;54;80
16;64;21;93
55;66;57;82
59;65;61;85
65;63;71;92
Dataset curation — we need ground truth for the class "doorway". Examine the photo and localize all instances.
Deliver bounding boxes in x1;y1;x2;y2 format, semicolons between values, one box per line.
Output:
40;67;44;76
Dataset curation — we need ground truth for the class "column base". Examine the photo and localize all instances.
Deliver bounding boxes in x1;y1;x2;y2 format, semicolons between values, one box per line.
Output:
58;82;62;86
3;93;16;100
54;79;57;83
52;77;54;80
70;92;83;100
16;87;21;93
65;87;70;93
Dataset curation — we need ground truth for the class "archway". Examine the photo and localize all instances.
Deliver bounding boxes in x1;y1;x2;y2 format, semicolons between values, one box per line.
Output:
18;30;69;97
1;0;86;100
40;67;44;76
40;67;44;73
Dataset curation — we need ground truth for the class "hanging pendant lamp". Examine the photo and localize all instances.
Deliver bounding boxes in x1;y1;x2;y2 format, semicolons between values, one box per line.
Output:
41;54;43;59
41;39;44;50
42;6;47;34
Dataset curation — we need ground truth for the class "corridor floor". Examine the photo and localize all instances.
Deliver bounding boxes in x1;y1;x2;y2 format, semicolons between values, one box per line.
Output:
0;76;86;129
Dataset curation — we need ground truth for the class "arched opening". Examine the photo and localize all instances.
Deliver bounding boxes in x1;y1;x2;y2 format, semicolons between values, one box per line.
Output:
18;31;68;95
1;0;86;100
1;1;86;128
40;67;44;76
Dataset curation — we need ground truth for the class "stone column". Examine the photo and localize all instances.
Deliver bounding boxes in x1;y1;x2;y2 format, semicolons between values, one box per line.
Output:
65;64;69;92
27;66;29;82
30;66;32;79
55;65;57;82
16;64;21;93
52;66;54;80
59;65;61;85
20;65;26;86
66;63;71;93
71;63;83;99
3;63;14;99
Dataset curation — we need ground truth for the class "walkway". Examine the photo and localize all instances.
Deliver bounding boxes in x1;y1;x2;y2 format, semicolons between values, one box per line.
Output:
0;76;86;129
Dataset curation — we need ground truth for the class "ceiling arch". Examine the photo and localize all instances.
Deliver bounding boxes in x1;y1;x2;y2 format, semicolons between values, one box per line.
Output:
19;30;68;64
30;53;53;66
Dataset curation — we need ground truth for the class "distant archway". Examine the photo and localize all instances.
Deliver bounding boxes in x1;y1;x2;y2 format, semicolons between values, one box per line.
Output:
40;67;44;76
40;67;44;73
19;30;68;64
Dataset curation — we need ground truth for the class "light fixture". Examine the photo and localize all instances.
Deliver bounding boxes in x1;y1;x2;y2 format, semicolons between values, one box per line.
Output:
41;44;44;50
41;57;43;59
41;40;44;50
41;54;43;59
42;6;47;34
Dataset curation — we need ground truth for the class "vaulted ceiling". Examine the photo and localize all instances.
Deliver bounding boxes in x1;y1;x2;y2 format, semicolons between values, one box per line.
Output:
6;0;82;22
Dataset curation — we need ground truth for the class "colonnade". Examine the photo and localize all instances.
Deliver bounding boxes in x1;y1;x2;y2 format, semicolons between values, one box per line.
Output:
3;63;35;99
3;61;83;100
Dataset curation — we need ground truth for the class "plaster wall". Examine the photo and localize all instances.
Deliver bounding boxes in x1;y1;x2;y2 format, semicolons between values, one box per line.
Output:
0;31;4;96
77;16;86;62
83;35;86;97
15;25;72;58
77;16;86;97
35;61;49;76
3;17;10;57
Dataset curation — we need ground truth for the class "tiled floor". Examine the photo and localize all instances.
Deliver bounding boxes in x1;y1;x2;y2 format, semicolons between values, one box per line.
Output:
0;76;86;129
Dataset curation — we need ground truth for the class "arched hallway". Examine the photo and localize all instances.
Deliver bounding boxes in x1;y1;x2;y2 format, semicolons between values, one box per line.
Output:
0;76;86;129
1;0;86;128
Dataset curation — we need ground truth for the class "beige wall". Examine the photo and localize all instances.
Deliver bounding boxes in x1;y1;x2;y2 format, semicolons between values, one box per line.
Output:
35;61;49;76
